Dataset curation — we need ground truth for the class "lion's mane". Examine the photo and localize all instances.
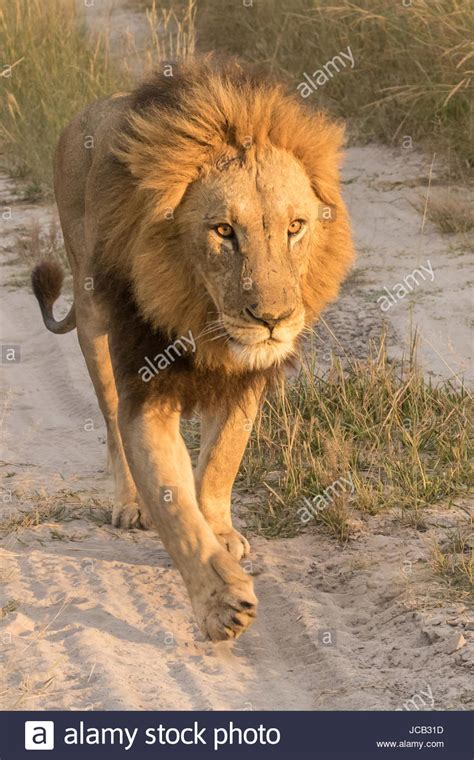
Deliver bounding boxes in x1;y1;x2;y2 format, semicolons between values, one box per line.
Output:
93;55;354;408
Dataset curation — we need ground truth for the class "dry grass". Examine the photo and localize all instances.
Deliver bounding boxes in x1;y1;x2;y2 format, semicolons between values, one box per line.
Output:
0;600;19;619
419;190;474;234
431;520;474;592
197;0;473;173
15;219;67;267
141;0;195;65
111;0;196;77
0;488;111;534
0;0;124;193
242;336;473;541
0;0;195;194
1;0;471;192
5;219;70;289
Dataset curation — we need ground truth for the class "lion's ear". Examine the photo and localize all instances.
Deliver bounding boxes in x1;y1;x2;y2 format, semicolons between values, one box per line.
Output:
271;102;346;206
310;172;342;208
305;119;346;207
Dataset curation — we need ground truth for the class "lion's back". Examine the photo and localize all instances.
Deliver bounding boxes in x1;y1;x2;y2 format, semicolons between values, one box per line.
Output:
53;93;133;254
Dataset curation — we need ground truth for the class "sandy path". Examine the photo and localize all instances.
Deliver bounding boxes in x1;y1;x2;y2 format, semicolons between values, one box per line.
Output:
1;142;473;711
1;491;472;710
314;146;473;384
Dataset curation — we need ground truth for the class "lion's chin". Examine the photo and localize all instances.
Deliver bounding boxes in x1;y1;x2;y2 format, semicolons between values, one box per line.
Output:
228;338;294;371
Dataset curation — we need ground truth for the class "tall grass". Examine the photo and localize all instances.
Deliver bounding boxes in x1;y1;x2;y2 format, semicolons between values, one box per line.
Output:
141;0;195;65
242;336;473;541
1;0;472;189
0;0;195;194
0;0;123;192
197;0;473;172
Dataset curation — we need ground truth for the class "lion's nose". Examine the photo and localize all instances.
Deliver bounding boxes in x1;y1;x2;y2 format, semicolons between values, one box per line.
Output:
244;306;294;331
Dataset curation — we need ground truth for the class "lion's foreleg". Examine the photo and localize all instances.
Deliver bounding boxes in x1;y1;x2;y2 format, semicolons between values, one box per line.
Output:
117;400;257;641
194;381;264;559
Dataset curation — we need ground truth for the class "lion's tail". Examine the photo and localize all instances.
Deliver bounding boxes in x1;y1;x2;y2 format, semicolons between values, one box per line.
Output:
31;260;76;334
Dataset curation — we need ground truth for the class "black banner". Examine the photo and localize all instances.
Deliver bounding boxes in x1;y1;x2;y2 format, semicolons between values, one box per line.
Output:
1;710;472;759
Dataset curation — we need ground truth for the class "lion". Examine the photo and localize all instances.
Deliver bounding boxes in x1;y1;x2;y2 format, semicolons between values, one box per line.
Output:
32;57;354;641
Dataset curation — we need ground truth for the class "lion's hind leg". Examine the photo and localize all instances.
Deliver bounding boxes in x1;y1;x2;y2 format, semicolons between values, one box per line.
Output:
75;300;150;529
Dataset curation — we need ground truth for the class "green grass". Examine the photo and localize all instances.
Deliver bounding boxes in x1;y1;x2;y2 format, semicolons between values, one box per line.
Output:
242;335;473;541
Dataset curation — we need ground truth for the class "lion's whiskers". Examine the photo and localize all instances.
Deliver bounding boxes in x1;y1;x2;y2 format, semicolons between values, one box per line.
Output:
206;331;230;344
195;320;225;340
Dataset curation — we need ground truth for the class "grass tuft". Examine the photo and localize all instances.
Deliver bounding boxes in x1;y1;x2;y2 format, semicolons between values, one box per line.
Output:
15;219;67;268
431;522;474;592
419;190;474;234
243;336;473;540
0;489;111;533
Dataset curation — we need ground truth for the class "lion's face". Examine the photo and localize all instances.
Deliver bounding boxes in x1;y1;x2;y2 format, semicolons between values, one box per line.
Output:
180;147;320;370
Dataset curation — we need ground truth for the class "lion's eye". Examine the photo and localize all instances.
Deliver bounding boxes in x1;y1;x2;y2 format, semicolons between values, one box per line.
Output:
288;219;304;236
214;223;235;238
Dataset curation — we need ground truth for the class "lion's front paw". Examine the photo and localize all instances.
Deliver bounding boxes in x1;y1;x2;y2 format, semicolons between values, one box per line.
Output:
192;551;257;641
216;527;250;560
112;502;153;530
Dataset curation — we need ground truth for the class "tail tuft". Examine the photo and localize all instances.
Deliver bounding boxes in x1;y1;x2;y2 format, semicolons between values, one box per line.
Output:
32;260;64;306
31;260;76;334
